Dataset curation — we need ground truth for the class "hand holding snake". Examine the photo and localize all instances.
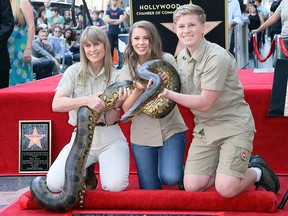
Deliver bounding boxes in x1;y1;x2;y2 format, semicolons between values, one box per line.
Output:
30;59;180;212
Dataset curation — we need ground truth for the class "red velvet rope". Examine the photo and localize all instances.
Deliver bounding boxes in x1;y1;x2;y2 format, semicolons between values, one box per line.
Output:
279;37;288;57
252;34;275;62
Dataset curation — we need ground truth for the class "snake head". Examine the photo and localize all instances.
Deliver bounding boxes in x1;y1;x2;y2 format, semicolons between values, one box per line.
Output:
120;113;137;122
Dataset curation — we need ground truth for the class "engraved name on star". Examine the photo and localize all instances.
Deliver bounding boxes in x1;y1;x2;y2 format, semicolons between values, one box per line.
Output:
25;127;46;148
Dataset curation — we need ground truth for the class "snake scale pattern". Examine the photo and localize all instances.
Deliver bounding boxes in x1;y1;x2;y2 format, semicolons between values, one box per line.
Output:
30;59;181;212
120;59;181;122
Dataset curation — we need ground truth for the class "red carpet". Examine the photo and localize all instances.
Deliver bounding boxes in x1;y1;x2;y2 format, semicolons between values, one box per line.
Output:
0;176;287;216
10;175;288;214
1;70;288;175
0;70;288;215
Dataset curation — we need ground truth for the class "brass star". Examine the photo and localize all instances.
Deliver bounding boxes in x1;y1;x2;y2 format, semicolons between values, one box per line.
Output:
25;127;46;149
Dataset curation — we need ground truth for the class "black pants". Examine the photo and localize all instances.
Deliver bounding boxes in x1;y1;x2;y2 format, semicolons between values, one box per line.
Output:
0;69;9;88
32;59;54;80
229;28;235;56
107;34;123;68
72;53;80;62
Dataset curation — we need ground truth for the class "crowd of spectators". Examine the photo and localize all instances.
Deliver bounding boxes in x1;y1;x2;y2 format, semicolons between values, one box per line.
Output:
230;0;282;57
30;0;131;79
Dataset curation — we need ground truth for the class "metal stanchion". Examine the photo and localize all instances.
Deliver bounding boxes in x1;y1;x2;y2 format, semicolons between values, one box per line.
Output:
273;34;281;67
254;51;258;68
279;190;288;209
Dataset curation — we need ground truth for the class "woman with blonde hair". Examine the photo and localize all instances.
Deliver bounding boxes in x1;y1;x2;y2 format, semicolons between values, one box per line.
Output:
8;0;35;86
46;26;131;192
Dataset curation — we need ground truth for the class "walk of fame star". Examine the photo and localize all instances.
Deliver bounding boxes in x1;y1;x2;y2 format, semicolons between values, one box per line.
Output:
25;127;46;148
161;21;222;56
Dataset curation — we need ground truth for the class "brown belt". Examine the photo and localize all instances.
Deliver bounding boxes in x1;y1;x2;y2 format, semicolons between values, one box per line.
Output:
95;121;117;127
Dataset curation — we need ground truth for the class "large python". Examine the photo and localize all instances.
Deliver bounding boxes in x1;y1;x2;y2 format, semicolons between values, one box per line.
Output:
120;59;181;122
30;59;180;212
30;80;134;212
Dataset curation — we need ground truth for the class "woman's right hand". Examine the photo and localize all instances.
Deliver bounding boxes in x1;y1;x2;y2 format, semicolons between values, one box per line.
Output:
250;29;259;36
87;92;106;113
114;87;132;108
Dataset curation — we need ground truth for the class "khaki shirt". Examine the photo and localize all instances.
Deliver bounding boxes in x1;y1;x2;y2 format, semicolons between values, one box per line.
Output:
177;38;255;144
55;62;120;126
119;53;188;146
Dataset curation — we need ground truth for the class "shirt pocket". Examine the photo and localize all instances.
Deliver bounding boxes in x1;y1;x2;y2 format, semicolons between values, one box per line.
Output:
74;84;87;98
229;140;253;173
193;69;202;87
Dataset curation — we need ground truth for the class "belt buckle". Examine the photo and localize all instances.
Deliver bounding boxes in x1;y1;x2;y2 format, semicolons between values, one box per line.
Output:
96;122;107;127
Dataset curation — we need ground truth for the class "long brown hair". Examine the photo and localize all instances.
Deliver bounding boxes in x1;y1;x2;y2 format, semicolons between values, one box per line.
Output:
122;20;163;79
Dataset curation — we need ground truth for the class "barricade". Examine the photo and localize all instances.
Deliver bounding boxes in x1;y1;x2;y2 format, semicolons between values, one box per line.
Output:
234;24;249;69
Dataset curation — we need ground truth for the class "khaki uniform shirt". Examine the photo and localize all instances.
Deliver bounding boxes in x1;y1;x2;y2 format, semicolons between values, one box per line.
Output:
55;62;120;126
177;38;255;144
119;53;188;146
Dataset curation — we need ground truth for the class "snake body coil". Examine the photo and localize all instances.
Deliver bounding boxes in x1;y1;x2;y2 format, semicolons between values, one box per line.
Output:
30;80;134;212
30;59;180;212
120;59;181;122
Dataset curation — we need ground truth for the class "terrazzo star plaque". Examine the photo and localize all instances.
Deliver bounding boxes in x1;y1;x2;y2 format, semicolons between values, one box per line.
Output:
130;0;227;56
19;120;51;173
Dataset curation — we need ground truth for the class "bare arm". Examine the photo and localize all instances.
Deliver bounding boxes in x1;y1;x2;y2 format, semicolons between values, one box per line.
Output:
52;90;106;113
53;86;132;125
251;12;281;35
99;25;107;30
105;86;132;124
104;14;124;25
20;0;35;64
121;89;143;112
104;14;112;23
121;81;146;112
159;89;221;112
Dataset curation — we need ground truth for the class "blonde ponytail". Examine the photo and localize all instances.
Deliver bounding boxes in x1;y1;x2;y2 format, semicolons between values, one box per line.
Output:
11;0;24;27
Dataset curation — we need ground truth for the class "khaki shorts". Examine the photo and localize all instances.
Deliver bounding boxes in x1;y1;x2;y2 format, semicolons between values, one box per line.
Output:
184;131;254;178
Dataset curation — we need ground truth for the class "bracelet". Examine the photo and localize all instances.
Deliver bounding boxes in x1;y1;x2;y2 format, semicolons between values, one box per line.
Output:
114;106;121;112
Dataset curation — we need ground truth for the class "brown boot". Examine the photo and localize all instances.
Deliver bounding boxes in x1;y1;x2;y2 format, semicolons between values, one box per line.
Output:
84;163;98;190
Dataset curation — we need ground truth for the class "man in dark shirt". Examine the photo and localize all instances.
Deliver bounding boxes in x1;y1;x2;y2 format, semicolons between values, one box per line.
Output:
92;10;107;31
104;0;124;69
